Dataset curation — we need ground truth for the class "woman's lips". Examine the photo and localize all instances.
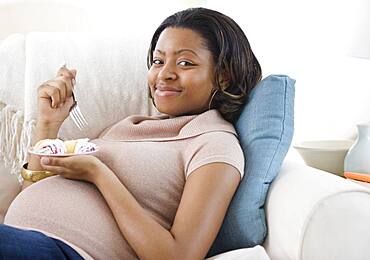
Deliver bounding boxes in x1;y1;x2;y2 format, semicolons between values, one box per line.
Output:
155;88;182;97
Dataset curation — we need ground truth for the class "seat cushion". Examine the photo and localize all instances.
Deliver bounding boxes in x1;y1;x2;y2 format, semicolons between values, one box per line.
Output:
208;74;295;256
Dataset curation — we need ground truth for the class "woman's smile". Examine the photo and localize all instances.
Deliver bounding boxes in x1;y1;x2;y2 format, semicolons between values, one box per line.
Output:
155;89;182;97
155;85;182;97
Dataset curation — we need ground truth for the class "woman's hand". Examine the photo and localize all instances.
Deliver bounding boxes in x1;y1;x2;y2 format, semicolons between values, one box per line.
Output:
37;65;77;127
39;155;108;184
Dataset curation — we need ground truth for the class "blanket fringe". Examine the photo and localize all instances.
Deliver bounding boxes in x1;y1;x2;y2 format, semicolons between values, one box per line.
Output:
0;101;35;182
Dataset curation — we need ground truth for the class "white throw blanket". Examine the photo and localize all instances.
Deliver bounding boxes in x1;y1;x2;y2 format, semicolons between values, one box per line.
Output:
0;34;32;178
0;32;159;179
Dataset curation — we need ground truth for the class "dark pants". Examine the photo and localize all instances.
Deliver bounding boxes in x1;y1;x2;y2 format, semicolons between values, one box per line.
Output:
0;224;83;260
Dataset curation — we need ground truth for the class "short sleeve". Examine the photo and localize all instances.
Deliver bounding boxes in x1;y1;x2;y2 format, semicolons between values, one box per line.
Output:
184;131;245;180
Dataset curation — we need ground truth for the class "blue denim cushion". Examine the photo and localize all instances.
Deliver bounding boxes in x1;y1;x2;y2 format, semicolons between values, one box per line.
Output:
207;74;295;256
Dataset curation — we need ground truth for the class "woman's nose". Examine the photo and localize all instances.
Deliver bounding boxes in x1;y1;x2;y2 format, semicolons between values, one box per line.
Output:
157;63;177;80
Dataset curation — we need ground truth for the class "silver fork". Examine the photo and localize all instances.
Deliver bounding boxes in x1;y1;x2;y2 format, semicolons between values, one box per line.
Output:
69;91;88;130
62;62;88;130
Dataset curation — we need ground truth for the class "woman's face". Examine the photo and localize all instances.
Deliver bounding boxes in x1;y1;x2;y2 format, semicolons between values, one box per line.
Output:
148;27;215;116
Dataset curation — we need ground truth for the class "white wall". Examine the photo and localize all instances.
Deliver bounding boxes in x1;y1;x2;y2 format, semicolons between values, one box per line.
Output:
205;0;370;161
206;0;370;141
0;0;197;39
1;0;369;161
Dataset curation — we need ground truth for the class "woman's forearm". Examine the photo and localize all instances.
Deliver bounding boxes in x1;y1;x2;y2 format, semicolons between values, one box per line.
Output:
22;121;61;190
94;164;180;260
28;121;61;170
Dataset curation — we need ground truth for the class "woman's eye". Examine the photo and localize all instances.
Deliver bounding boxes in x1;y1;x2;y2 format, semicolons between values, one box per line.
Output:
152;59;163;65
178;61;194;66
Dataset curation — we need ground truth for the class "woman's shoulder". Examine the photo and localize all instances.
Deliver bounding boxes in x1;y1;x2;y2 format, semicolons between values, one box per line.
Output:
184;110;243;156
183;124;245;179
186;130;242;151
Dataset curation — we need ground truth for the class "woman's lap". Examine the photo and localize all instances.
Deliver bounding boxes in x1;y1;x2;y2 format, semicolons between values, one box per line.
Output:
0;224;83;260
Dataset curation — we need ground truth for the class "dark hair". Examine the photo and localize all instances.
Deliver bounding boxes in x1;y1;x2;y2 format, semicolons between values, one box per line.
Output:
147;7;262;123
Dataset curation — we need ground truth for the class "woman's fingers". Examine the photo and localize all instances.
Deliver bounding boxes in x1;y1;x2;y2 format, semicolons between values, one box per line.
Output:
40;157;73;177
38;84;61;108
57;65;75;79
37;65;77;109
41;75;75;106
39;82;64;108
40;157;64;173
70;69;77;79
54;76;73;98
46;80;67;103
41;156;66;167
43;165;65;175
57;65;77;91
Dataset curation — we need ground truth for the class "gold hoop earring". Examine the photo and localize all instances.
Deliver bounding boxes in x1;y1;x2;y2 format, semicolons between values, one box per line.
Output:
208;90;218;110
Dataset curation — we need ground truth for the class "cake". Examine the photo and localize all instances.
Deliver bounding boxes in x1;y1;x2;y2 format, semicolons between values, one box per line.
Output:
32;138;97;155
33;139;65;155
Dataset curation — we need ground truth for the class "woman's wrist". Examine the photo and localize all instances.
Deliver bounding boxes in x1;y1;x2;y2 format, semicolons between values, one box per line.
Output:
21;163;55;182
93;161;115;187
36;119;62;131
34;120;61;141
27;120;62;172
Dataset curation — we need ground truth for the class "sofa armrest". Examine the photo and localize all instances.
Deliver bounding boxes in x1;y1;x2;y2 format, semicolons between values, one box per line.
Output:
263;161;370;260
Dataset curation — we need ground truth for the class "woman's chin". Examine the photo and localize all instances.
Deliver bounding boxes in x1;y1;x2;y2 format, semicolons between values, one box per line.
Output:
155;106;179;116
153;101;182;115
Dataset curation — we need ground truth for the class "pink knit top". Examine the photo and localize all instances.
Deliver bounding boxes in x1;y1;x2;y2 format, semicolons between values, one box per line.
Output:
5;109;244;259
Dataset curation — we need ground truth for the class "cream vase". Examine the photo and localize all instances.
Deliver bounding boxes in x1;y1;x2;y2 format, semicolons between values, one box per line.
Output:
344;124;370;175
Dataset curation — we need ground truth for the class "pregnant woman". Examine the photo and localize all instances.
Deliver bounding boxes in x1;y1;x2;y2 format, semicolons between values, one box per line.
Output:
0;7;261;259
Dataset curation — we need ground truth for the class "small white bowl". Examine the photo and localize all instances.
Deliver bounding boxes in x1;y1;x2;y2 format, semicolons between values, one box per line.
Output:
293;140;354;176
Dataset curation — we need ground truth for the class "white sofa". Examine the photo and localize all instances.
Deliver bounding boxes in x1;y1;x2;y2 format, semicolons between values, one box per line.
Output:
1;158;370;260
1;32;370;260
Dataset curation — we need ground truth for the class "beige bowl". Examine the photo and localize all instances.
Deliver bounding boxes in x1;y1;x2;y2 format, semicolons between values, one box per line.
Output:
293;140;354;176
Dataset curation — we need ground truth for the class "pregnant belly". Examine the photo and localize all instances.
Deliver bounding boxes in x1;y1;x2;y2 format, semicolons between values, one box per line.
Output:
4;176;137;260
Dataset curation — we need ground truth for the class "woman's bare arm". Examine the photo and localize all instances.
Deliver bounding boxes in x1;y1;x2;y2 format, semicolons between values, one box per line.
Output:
22;66;76;190
94;162;240;259
21;122;60;190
